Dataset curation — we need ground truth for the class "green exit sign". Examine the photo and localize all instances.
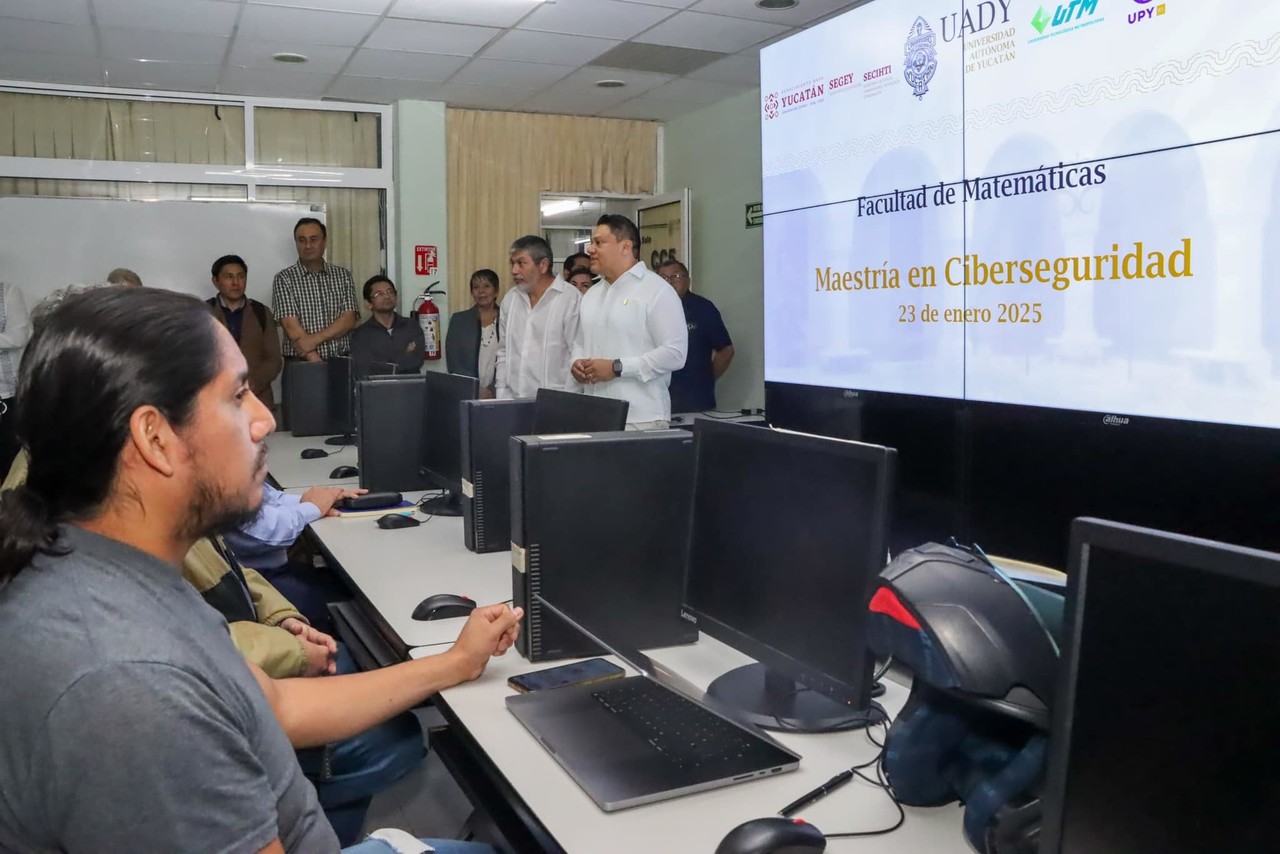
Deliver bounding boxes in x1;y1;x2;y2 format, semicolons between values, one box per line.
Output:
745;202;762;229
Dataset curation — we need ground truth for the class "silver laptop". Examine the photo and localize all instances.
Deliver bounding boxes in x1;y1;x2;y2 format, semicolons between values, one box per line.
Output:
505;596;801;812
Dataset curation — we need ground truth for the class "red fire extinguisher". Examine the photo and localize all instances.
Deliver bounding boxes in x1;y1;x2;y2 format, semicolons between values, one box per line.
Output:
413;284;444;361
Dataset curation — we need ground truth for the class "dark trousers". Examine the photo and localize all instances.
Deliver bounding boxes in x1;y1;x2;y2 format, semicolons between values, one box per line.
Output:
257;561;352;634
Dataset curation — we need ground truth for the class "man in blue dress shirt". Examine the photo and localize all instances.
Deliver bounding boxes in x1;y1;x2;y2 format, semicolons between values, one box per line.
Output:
658;259;735;414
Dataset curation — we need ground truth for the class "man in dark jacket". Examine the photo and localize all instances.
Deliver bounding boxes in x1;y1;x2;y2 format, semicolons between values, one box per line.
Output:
350;275;425;375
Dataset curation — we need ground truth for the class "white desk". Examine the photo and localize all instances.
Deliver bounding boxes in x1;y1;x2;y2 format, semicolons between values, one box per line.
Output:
415;636;966;854
670;411;766;427
266;431;360;490
307;501;510;649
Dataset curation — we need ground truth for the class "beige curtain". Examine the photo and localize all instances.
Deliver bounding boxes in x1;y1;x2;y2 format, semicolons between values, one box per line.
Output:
0;92;382;301
446;108;658;313
0;92;244;163
255;107;379;169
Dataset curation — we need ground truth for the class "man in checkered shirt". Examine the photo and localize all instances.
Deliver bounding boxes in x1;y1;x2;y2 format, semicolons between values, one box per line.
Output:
271;218;359;362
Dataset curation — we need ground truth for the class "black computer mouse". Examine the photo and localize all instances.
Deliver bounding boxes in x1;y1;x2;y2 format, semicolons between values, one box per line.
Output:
715;817;826;854
376;513;420;530
412;593;477;621
300;448;328;459
330;465;359;479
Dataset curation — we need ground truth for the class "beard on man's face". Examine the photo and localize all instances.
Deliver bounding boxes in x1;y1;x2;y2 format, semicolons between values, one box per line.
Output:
180;445;268;540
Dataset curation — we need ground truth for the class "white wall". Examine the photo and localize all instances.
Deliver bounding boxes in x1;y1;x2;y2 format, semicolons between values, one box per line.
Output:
662;89;765;411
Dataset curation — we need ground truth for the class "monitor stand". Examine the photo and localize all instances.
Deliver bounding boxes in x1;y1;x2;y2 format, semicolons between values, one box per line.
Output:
325;433;355;446
705;663;886;733
419;490;463;517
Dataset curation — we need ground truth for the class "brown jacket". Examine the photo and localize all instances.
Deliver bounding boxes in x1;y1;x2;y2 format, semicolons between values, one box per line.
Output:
207;297;283;409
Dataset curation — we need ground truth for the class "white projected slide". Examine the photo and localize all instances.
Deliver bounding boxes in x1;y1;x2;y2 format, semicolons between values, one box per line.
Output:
761;0;1280;430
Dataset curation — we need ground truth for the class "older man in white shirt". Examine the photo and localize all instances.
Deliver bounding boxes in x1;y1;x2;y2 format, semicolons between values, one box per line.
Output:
495;235;580;400
571;215;688;429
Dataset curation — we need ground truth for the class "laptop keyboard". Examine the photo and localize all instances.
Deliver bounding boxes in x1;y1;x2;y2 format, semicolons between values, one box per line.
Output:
591;679;777;772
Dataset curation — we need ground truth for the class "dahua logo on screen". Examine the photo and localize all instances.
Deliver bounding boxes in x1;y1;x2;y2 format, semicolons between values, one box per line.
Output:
904;16;939;99
1102;414;1131;426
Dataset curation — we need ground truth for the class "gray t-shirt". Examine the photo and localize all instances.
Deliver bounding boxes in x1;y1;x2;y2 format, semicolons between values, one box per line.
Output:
0;525;338;853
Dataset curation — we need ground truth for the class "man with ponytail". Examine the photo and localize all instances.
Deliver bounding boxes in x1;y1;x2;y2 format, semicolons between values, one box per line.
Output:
0;287;519;854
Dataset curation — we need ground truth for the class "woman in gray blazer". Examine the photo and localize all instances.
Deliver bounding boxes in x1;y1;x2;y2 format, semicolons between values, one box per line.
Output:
445;269;500;397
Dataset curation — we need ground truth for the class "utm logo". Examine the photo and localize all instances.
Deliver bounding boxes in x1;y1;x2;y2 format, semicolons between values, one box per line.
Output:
1129;0;1168;25
763;91;779;120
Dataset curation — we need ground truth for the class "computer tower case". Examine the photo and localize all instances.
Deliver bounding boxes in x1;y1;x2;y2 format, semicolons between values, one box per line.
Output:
461;398;536;554
284;359;334;437
355;374;432;493
510;430;699;662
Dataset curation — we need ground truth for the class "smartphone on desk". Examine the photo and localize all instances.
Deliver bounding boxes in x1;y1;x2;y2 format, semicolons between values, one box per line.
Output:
508;657;625;694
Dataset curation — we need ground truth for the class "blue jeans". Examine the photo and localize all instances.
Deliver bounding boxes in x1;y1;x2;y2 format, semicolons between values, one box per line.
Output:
343;840;495;854
298;646;427;845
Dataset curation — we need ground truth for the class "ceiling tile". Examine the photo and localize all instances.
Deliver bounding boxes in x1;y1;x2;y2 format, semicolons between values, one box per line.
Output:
230;40;354;73
0;0;90;26
634;10;790;53
599;96;697;121
0;49;102;85
95;0;239;37
447;58;574;89
103;59;221;92
345;48;468;81
481;29;618;65
431;82;531;111
686;52;758;84
388;0;542;28
101;29;231;64
100;29;230;65
325;74;441;103
221;65;335;99
238;4;380;47
520;0;676;40
0;19;95;55
364;19;500;56
614;0;700;8
252;0;392;13
644;76;745;104
552;64;675;96
689;0;861;27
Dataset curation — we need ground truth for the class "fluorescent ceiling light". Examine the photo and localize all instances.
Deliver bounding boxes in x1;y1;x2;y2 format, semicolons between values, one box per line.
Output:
540;199;581;217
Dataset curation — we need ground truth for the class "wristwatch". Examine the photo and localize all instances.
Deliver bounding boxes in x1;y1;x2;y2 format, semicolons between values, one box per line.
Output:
611;359;623;377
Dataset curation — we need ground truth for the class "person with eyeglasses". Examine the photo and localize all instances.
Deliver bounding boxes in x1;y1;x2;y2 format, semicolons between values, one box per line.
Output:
350;275;425;375
658;259;734;414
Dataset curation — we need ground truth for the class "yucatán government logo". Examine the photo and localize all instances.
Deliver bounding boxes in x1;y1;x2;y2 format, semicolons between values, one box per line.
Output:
763;91;779;120
904;16;938;100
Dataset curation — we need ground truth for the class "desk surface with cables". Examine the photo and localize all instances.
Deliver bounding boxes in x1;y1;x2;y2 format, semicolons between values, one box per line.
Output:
419;637;967;854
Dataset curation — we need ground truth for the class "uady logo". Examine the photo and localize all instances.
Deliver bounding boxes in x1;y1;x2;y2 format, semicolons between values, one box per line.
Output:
1031;0;1100;35
904;16;938;100
763;92;779;120
1129;0;1167;25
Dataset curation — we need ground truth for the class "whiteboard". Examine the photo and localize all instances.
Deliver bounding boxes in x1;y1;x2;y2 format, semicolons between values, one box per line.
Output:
0;197;324;310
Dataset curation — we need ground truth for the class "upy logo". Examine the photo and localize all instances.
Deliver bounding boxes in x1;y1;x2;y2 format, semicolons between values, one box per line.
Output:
903;16;938;100
1129;0;1167;25
1031;0;1100;35
763;92;779;120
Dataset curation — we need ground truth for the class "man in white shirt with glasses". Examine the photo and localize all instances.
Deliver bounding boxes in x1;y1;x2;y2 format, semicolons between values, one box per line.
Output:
495;235;580;400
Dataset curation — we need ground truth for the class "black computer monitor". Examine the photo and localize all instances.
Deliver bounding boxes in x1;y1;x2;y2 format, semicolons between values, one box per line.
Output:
682;421;896;732
532;388;628;434
1041;519;1280;854
419;371;479;516
326;357;396;446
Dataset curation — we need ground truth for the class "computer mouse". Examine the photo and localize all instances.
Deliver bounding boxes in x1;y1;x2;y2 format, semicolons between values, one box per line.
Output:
330;465;359;479
411;593;477;621
376;513;420;530
300;448;328;459
715;817;825;854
